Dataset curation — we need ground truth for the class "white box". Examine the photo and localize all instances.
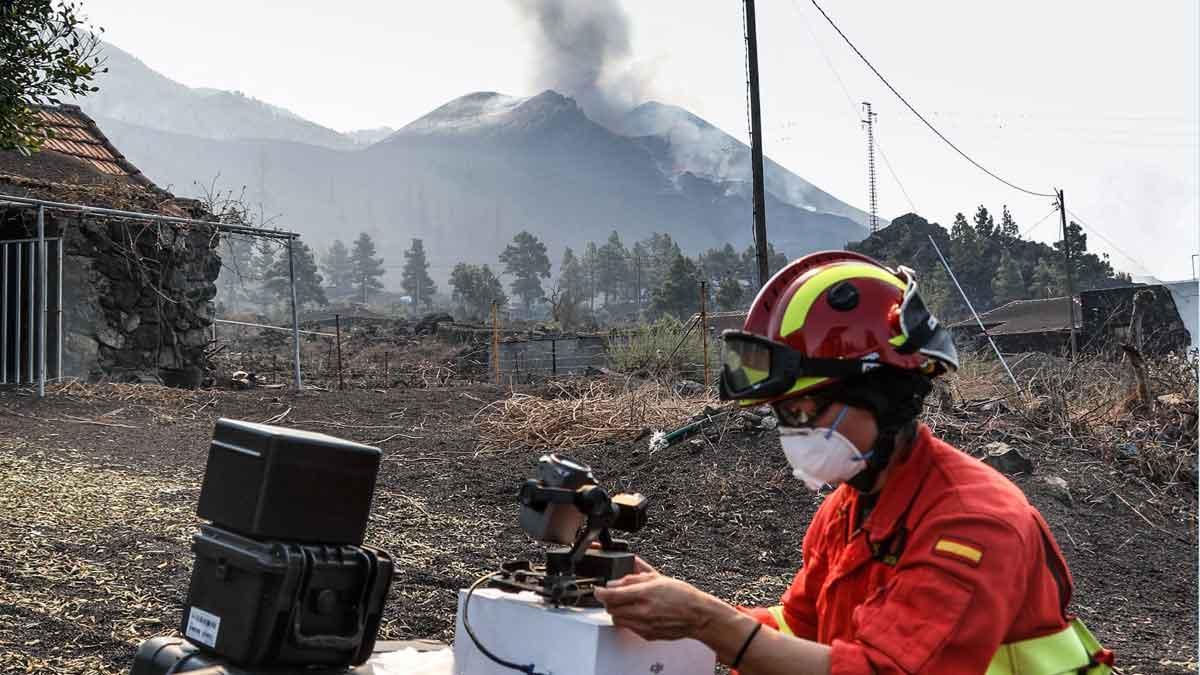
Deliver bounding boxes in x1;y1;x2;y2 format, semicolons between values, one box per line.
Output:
453;587;716;675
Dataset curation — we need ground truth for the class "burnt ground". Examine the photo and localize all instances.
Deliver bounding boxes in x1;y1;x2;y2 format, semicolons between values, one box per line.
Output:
0;384;1194;674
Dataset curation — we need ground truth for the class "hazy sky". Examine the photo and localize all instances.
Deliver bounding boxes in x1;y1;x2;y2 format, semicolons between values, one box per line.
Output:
84;0;1198;280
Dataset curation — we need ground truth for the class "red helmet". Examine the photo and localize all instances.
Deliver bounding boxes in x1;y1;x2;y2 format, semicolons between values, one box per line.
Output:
719;250;958;404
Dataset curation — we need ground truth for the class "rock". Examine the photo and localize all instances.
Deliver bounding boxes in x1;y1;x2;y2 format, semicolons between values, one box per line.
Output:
120;311;140;333
674;380;706;397
736;411;764;426
95;322;125;349
1157;393;1188;407
1042;476;1072;506
1118;443;1138;459
980;442;1034;476
760;415;778;430
414;312;454;335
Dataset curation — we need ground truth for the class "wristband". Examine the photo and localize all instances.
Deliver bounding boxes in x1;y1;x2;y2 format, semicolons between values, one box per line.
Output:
730;622;763;669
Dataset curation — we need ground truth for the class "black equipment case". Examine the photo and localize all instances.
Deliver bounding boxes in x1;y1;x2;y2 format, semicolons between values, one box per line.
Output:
130;636;447;675
181;525;393;668
198;418;381;545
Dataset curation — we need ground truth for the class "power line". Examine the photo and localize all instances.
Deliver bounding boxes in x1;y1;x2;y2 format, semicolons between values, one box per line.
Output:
805;0;1057;199
1019;205;1061;240
789;0;917;214
1064;208;1155;275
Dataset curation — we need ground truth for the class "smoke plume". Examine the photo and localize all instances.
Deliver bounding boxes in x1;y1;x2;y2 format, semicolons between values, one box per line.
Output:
510;0;647;128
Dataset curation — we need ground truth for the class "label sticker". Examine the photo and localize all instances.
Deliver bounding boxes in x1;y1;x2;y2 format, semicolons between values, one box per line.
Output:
185;607;221;647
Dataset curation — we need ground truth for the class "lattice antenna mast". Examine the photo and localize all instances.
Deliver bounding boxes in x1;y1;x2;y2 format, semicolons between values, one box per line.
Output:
862;102;879;233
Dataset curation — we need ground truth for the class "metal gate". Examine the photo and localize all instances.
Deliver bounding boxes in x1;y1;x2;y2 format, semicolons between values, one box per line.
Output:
1;237;63;385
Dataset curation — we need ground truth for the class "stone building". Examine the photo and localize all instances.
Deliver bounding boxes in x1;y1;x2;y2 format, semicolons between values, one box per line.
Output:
0;105;220;385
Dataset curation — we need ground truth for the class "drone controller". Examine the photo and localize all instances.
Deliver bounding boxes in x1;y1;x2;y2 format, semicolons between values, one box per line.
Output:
490;454;648;606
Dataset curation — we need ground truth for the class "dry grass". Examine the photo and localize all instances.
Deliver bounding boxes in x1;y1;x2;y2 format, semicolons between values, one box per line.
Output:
942;350;1198;485
472;379;715;454
0;444;197;674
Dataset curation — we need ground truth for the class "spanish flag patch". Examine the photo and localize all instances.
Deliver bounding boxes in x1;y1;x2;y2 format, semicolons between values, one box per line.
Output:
933;538;983;566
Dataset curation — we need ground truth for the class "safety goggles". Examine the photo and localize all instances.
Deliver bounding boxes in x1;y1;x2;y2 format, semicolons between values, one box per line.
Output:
718;331;880;401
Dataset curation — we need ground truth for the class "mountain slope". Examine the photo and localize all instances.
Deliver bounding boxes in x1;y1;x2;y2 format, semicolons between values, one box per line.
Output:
77;42;357;149
621;101;876;228
94;90;865;285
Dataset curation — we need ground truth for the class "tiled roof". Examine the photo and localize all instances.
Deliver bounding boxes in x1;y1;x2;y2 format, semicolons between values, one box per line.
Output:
949;296;1079;335
30;105;154;187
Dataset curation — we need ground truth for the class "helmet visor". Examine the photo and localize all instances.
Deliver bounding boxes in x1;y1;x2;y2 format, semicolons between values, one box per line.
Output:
719;331;872;401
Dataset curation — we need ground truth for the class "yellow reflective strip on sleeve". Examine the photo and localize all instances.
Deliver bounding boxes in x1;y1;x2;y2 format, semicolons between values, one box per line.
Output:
934;538;983;563
778;264;906;337
766;606;794;636
985;620;1104;675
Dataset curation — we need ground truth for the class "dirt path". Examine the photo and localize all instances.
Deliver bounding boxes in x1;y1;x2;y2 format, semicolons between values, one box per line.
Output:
0;386;1194;674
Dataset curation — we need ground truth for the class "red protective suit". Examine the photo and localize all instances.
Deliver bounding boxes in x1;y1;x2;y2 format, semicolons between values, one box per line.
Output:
744;424;1074;674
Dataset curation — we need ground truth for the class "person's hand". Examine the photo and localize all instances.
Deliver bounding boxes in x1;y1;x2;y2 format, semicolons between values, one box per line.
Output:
633;555;657;575
593;572;722;642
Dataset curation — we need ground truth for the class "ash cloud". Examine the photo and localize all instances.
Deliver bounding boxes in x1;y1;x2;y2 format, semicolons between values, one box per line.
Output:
510;0;649;128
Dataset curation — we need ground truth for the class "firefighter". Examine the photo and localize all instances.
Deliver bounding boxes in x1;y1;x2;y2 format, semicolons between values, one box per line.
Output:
595;251;1113;674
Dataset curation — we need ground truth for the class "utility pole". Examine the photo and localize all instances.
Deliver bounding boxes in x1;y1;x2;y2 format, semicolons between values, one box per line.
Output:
1057;189;1078;359
744;0;769;288
862;102;879;234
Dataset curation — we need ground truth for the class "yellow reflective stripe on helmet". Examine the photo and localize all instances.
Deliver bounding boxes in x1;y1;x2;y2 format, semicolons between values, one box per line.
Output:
779;263;906;337
985;619;1111;675
765;606;794;636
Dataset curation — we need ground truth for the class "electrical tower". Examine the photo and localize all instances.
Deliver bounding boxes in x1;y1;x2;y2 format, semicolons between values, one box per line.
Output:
862;102;879;233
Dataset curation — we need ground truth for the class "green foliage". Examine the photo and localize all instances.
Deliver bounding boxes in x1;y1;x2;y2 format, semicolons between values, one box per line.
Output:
263;241;327;310
1030;257;1063;299
321;240;353;299
553;247;588;328
401;238;436;308
349;232;385;304
851;207;1130;323
499;230;551;314
450;263;507;320
607;315;709;376
991;251;1025;306
0;1;103;154
649;254;701;320
595;231;629;305
715;276;745;312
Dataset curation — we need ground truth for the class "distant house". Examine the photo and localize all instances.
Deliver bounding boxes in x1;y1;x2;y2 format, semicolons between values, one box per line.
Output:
949;297;1080;354
0;105;221;385
1080;281;1196;354
951;282;1196;356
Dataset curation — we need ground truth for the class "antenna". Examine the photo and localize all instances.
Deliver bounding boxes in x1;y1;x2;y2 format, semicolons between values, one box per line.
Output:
862;102;878;233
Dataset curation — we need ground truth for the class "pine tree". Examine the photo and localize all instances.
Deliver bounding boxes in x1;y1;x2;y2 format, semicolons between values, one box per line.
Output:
401;238;437;308
999;205;1019;240
650;254;701;319
552;248;587;328
715;276;745;311
973;205;997;239
349;232;385;305
218;234;256;313
1030;258;1063;299
700;244;740;285
499;231;552;316
991;251;1025;305
321;240;354;300
596;231;629;305
449;263;507;320
583;241;600;314
251;239;279;313
263;241;328;310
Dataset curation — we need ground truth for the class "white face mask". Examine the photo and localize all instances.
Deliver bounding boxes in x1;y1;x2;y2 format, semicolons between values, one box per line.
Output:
778;405;873;491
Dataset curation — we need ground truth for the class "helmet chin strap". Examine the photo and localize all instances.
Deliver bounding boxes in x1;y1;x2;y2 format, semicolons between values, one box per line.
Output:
847;430;895;493
824;369;929;494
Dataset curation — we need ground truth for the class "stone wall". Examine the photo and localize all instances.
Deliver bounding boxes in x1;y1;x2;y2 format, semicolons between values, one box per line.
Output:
1;208;221;385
